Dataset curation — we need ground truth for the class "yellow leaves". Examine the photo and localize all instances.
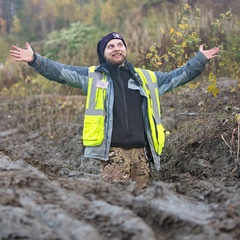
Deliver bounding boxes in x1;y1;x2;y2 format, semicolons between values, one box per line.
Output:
167;51;176;58
146;53;152;59
178;24;185;30
207;84;220;97
160;27;165;34
220;11;232;19
61;101;67;109
207;73;220;97
235;114;240;123
149;45;155;52
176;32;182;37
165;131;171;137
155;61;163;66
163;54;169;62
226;10;231;16
230;87;237;93
170;27;175;34
184;3;191;11
147;44;163;67
189;82;200;89
181;41;187;47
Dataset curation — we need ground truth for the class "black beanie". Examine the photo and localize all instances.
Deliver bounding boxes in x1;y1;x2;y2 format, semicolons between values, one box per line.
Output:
97;32;127;64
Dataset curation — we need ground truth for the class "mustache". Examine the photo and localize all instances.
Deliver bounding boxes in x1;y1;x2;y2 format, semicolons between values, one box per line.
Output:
112;51;126;58
120;53;127;60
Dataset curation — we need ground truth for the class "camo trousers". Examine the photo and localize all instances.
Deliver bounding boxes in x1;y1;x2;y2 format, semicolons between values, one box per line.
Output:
100;147;152;189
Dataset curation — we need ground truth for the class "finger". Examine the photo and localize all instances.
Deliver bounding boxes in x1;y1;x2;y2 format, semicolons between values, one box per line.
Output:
212;49;219;55
25;42;30;49
199;45;203;51
10;51;21;57
210;48;217;52
11;45;22;51
209;53;218;59
10;52;20;58
212;47;220;52
9;49;20;54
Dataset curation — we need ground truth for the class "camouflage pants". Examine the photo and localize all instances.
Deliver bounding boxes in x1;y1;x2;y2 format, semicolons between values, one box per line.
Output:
100;147;152;189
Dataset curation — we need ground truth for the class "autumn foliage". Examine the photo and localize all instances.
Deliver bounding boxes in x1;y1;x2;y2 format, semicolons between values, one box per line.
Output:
0;0;239;97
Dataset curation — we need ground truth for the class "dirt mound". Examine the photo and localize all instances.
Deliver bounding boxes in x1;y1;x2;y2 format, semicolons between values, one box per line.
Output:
1;79;240;239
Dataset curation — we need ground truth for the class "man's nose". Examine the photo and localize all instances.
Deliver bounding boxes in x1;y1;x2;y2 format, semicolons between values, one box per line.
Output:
114;46;120;51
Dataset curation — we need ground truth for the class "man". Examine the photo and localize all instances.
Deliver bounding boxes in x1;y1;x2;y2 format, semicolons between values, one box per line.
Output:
10;32;220;189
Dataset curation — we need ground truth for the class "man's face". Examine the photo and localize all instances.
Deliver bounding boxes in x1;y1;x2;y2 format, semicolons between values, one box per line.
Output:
104;39;127;66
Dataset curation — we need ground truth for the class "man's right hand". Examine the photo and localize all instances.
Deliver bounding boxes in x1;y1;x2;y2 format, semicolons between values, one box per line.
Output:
10;42;34;63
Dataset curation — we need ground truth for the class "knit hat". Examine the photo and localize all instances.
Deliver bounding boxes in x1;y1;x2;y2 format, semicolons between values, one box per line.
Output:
97;32;127;64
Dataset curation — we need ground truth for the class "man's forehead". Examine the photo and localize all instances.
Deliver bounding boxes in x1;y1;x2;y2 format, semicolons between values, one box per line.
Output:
106;39;123;46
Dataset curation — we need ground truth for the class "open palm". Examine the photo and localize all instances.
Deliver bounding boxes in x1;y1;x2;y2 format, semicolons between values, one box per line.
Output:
199;45;220;60
10;42;34;63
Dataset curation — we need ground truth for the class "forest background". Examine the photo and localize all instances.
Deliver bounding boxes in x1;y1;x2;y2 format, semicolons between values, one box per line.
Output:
0;0;240;97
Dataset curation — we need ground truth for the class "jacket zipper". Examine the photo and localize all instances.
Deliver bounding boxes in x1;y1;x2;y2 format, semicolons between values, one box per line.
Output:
118;67;130;146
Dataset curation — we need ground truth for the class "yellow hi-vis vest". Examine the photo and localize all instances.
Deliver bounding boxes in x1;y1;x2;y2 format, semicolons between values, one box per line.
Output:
82;66;107;146
135;68;165;154
82;66;165;155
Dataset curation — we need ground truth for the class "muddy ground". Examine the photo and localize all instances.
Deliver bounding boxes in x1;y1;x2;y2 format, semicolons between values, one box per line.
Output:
1;77;240;240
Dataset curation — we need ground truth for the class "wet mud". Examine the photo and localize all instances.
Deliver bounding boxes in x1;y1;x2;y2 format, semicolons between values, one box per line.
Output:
1;78;240;239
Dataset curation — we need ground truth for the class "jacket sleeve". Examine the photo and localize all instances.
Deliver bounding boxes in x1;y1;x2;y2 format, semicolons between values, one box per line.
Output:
156;51;208;96
29;54;89;93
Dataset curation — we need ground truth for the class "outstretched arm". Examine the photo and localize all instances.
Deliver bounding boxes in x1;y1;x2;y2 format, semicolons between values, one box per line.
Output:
9;41;89;92
10;42;34;63
156;45;220;95
199;45;220;60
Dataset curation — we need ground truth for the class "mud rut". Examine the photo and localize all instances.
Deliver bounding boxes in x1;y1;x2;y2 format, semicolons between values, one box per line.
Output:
1;78;240;240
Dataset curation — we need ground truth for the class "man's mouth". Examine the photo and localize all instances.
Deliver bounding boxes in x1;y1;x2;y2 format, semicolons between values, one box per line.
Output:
112;53;123;57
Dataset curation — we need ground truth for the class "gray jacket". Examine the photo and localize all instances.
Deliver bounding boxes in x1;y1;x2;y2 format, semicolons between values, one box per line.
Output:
30;51;208;170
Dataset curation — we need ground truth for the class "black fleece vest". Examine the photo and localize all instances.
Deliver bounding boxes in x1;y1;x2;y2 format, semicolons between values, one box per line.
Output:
107;63;147;148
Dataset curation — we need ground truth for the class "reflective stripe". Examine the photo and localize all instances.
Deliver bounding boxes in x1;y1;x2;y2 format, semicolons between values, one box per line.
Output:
85;66;105;115
136;69;161;120
135;68;165;155
82;66;107;146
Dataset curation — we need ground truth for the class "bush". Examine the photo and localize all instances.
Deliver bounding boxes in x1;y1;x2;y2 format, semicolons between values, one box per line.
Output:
42;22;103;66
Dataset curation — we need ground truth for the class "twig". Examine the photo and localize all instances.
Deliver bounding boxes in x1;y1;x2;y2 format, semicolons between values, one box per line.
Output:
237;121;240;163
221;121;240;181
221;134;233;156
7;124;18;145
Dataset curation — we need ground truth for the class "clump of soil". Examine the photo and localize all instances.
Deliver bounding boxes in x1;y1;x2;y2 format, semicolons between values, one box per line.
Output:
1;78;240;239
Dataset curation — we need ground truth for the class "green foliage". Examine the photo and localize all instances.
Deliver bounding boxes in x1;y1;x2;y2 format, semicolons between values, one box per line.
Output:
42;22;102;66
207;72;220;97
0;57;19;91
0;17;6;34
0;62;83;97
139;3;239;97
1;0;240;98
207;10;240;93
219;39;240;80
0;37;11;62
100;0;144;30
0;62;40;97
140;3;202;71
10;16;22;34
11;0;82;41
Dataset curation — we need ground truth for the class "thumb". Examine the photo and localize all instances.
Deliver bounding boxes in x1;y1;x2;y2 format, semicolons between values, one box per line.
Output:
199;45;203;52
25;42;30;49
